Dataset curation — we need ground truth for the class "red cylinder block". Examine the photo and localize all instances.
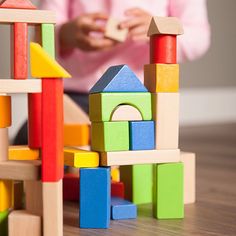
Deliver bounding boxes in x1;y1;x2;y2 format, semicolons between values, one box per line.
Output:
150;35;177;64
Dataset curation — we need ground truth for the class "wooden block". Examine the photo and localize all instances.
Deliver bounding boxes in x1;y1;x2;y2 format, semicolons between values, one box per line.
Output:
8;145;39;161
105;18;128;42
64;124;90;146
111;181;124;199
43;180;63;236
0;9;56;24
101;149;180;166
0;210;8;236
42;78;63;182
180;152;196;204
0;180;13;211
89;93;152;122
30;43;71;78
42;23;55;58
64;94;90;124
111;166;120;182
8;210;41;236
90;65;147;93
120;165;153;204
148;17;184;36
25;180;42;216
13;181;23;210
28;93;42;148
91;121;129;152
152;93;179;149
0;160;41;180
144;64;179;93
150;35;177;64
129;121;155;150
111;105;142;121
63;173;79;201
0;79;41;93
0;128;8;162
14;22;28;79
0;0;36;9
80;167;110;228
64;148;99;168
153;163;184;219
0;95;11;128
111;197;137;220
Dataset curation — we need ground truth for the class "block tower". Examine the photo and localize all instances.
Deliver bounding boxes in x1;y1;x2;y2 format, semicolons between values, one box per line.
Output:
0;1;71;236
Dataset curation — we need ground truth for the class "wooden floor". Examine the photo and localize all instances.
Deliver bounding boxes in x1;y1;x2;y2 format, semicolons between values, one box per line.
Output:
64;123;236;236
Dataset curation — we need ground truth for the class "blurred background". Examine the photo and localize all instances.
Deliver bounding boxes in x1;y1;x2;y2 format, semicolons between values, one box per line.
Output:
0;0;235;141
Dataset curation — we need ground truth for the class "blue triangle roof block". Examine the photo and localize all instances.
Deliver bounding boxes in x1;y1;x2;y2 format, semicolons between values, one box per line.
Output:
90;65;148;93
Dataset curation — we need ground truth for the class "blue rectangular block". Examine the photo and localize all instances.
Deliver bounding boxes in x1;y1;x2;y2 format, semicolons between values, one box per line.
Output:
80;167;111;228
111;197;137;220
129;121;155;150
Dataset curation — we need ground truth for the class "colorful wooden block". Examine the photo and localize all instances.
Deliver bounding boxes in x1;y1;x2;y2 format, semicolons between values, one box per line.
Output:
105;18;128;42
111;197;137;220
153;163;184;219
152;93;179;149
8;146;39;161
42;24;55;58
63;173;79;201
43;180;63;236
180;152;196;204
91;121;129;152
0;0;36;9
111;105;142;121
80;167;110;228
144;64;179;93
64;124;90;146
30;43;71;78
8;210;41;236
111;181;124;199
14;22;28;79
129;121;155;150
101;149;180;166
13;181;23;210
120;165;153;204
0;128;8;162
0;210;8;236
0;95;11;128
64;148;99;168
89;93;152;122
0;180;13;212
90;65;147;93
111;166;120;182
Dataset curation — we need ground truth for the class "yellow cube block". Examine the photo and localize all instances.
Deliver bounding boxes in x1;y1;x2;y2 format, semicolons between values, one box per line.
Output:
111;167;120;182
0;180;13;211
144;64;179;93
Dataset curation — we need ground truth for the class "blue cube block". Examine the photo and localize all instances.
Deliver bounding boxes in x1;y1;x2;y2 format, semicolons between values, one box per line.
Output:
129;121;155;150
80;167;111;228
111;197;137;220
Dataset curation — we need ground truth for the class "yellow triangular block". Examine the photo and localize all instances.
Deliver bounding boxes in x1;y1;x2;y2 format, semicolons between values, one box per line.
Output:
30;42;71;78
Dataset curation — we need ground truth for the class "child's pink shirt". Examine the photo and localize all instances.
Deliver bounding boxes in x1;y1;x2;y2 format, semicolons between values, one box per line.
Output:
40;0;210;93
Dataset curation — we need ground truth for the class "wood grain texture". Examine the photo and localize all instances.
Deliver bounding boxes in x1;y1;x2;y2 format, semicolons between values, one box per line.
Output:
0;128;8;161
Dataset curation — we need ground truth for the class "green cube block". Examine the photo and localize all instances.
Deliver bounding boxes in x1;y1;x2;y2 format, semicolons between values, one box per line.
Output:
0;210;8;236
42;24;55;58
91;121;129;152
153;163;184;219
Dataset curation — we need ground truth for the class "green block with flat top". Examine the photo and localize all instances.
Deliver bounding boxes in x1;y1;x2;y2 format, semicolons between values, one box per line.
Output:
153;163;184;219
42;23;55;58
0;210;8;236
89;93;152;122
91;121;129;152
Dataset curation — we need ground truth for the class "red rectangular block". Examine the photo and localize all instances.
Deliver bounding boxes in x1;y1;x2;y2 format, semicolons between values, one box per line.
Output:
63;173;79;201
111;181;125;199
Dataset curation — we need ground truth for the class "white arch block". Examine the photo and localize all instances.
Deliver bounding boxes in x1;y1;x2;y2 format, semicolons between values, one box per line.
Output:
111;105;142;121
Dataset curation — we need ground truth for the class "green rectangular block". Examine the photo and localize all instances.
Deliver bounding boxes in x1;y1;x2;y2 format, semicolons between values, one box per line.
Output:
120;165;153;204
91;121;129;152
153;163;184;219
42;23;55;58
89;93;152;122
0;210;8;236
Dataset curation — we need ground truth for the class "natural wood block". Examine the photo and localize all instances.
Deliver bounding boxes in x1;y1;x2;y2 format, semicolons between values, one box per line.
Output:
0;9;56;24
0;128;8;162
101;149;180;166
43;180;63;236
0;180;13;211
180;152;196;204
0;160;41;180
13;181;23;210
144;64;179;93
8;145;39;161
8;210;41;236
111;105;142;121
105;18;128;42
0;95;11;128
0;79;41;93
152;93;179;149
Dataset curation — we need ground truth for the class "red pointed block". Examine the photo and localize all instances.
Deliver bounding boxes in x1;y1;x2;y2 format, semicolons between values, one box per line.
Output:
0;0;36;9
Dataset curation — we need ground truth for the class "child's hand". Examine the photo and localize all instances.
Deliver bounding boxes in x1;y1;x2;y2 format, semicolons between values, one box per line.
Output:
120;8;152;42
59;13;117;52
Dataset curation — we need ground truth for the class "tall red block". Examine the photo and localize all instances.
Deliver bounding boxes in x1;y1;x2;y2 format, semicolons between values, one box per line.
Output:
42;78;64;182
14;22;28;79
150;35;177;64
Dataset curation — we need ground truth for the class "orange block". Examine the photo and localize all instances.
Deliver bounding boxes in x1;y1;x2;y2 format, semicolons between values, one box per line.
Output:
64;124;90;146
0;95;11;128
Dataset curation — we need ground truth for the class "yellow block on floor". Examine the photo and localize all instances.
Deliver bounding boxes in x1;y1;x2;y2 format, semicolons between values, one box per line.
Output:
9;146;40;161
0;180;13;211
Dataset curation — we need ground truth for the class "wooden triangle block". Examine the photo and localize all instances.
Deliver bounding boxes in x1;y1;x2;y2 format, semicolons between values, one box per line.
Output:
0;0;36;9
30;42;71;78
